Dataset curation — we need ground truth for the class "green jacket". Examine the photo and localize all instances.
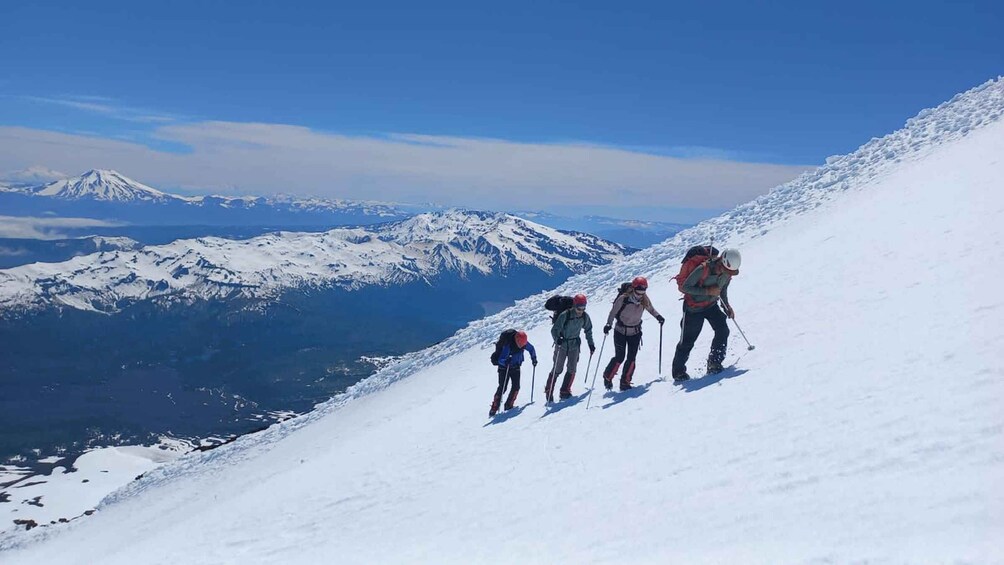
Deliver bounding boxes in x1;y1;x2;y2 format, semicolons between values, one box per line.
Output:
551;309;595;349
682;256;733;312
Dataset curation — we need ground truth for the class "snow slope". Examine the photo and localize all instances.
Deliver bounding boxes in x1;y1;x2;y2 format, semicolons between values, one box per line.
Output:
3;79;1003;563
0;210;629;315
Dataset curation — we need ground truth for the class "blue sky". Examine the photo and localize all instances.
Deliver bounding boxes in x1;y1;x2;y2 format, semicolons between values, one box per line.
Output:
1;1;1001;220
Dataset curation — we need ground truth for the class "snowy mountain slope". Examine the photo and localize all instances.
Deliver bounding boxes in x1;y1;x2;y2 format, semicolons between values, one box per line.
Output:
0;235;141;269
0;210;630;315
34;170;176;202
3;78;1003;563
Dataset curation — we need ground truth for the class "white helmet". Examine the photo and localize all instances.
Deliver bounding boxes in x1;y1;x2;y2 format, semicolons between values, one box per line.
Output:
721;248;742;270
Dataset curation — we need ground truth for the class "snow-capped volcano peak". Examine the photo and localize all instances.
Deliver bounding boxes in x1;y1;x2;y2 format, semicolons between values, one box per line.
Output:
33;169;176;202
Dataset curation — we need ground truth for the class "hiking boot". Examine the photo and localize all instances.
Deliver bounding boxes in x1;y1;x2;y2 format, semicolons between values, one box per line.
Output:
559;390;572;400
619;380;633;391
706;360;724;375
603;378;613;390
672;369;691;382
504;403;516;411
489;406;498;417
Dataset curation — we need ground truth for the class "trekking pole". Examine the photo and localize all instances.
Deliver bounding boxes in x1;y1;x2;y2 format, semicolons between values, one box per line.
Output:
658;323;664;378
530;363;536;403
586;333;608;409
502;363;512;395
583;350;594;389
544;341;561;402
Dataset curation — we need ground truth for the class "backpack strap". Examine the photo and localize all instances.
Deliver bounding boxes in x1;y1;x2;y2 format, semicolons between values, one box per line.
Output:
614;293;631;324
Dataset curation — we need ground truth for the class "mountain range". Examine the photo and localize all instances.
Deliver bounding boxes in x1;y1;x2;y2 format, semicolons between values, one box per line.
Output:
0;169;412;226
1;170;690;253
0;210;629;316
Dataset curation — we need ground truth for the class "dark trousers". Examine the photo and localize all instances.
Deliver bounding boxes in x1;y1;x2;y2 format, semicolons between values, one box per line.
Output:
602;331;642;385
672;304;729;375
492;365;522;410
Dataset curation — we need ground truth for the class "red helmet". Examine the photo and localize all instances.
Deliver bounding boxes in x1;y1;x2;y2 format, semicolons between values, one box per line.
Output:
573;294;587;306
632;276;648;290
515;330;528;348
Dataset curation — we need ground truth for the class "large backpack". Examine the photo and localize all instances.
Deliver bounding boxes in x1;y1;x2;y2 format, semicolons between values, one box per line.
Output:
612;282;634;324
490;328;519;366
544;295;575;322
672;245;720;309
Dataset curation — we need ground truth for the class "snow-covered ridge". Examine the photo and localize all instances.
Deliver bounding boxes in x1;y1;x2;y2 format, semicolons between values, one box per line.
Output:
112;77;1004;473
333;77;1004;398
0;210;630;315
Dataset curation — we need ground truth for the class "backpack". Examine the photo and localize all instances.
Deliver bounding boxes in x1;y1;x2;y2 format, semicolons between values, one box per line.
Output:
612;282;634;324
544;295;575;322
490;328;519;366
672;245;720;309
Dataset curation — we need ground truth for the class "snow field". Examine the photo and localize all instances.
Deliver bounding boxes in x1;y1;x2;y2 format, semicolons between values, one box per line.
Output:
0;444;188;533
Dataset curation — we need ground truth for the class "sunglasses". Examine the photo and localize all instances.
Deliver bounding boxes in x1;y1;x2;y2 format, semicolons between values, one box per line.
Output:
633;287;647;292
575;305;586;310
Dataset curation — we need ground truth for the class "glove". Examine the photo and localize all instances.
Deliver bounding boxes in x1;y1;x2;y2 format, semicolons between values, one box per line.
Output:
589;345;596;355
603;324;611;335
656;315;665;325
723;304;735;319
532;359;538;367
555;336;565;346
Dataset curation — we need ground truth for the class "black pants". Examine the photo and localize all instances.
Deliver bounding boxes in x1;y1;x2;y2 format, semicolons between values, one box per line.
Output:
602;331;642;385
492;365;522;409
672;304;729;375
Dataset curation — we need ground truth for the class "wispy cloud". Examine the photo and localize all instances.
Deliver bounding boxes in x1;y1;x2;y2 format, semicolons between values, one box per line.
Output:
0;122;813;210
1;165;67;184
0;215;124;239
22;95;180;124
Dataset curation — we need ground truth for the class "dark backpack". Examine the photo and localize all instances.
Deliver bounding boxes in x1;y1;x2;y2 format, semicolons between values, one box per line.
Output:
672;245;720;309
490;328;519;366
544;295;575;322
612;282;634;324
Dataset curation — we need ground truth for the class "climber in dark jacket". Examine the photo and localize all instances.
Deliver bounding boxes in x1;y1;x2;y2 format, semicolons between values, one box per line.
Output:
671;248;741;381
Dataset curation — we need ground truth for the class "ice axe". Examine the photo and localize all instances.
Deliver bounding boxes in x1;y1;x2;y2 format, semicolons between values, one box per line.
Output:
730;316;755;351
720;298;754;351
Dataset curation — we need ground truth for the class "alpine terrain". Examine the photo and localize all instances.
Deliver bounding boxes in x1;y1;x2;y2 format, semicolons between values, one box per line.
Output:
0;210;630;516
2;78;1003;563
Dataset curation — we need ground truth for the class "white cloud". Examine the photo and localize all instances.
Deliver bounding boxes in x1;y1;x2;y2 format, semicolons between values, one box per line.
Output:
0;122;812;209
1;165;67;184
22;96;180;124
0;215;123;239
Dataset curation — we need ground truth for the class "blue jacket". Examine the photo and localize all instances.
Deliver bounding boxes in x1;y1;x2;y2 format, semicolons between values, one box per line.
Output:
498;342;537;367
